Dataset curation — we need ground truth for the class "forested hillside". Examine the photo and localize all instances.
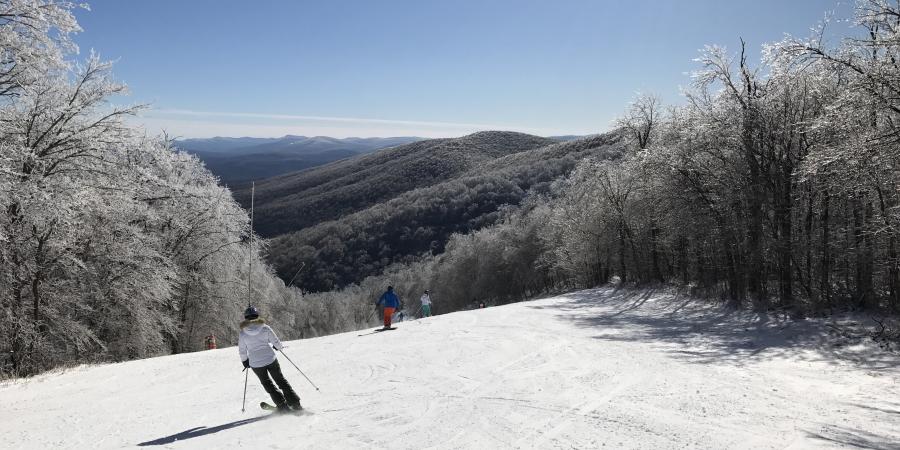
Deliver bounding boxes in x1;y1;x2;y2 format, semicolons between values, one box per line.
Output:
236;131;556;236
266;134;624;291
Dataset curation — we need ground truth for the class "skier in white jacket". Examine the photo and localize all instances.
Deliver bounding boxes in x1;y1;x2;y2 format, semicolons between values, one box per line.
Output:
420;290;433;317
239;306;301;412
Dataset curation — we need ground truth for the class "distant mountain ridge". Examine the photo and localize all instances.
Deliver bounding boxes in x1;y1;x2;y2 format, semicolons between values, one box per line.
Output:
175;135;423;186
174;136;277;154
177;135;422;156
549;135;589;142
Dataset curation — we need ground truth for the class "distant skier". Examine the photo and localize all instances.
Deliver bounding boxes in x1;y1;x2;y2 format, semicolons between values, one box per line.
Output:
239;306;302;412
376;286;401;330
420;290;433;317
205;334;217;350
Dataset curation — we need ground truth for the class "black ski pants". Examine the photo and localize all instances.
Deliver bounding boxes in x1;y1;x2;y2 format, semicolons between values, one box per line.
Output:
252;359;300;407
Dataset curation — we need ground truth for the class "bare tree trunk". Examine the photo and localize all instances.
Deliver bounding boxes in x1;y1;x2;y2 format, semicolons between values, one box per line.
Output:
745;145;765;307
725;247;742;307
875;184;900;311
820;190;831;309
650;222;663;282
595;240;605;286
853;195;874;308
805;186;815;304
624;224;641;281
777;163;793;309
678;237;689;285
31;275;41;325
864;200;875;308
618;223;628;283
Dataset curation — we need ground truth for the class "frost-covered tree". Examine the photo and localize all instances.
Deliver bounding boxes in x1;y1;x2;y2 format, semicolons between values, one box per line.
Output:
537;1;900;314
0;0;82;97
775;0;900;310
0;1;294;377
615;93;662;150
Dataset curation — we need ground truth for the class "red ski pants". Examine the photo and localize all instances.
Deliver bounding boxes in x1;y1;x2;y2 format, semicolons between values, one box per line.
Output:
383;307;395;327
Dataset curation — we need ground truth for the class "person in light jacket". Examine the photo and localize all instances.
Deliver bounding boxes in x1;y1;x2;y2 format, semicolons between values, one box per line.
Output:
239;306;302;412
420;290;433;317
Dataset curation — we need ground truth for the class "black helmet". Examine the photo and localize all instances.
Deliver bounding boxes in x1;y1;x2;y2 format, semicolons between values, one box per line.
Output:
244;306;259;320
387;286;394;291
424;289;429;293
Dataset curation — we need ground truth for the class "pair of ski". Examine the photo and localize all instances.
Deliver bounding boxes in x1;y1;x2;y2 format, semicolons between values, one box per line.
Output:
260;402;304;414
358;326;396;336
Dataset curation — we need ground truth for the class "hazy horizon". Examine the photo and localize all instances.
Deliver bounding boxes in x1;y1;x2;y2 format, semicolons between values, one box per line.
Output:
173;129;586;141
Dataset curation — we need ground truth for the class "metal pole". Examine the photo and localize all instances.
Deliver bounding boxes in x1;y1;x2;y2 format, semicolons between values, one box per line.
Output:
247;182;255;307
278;349;320;391
286;262;305;288
241;367;249;412
243;183;255;413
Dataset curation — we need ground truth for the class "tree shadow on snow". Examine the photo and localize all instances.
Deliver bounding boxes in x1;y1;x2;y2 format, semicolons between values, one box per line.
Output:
137;415;270;446
805;425;899;450
846;402;900;416
531;287;900;370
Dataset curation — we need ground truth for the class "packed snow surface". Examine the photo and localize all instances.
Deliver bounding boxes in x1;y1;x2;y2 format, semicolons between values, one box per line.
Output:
2;287;899;449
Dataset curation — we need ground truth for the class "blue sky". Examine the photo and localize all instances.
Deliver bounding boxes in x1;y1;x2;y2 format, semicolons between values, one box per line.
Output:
74;1;852;138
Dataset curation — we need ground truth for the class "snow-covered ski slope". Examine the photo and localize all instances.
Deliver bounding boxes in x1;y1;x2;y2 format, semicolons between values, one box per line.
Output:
2;287;899;449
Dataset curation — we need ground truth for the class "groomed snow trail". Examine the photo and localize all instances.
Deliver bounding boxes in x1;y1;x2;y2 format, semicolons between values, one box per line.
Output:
2;287;899;449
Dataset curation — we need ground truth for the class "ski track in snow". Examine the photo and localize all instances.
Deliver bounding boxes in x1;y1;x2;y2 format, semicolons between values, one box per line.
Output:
1;287;899;449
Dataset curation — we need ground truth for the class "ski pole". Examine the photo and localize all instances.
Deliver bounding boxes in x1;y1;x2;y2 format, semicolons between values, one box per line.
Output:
241;367;249;413
368;304;381;324
278;349;320;391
